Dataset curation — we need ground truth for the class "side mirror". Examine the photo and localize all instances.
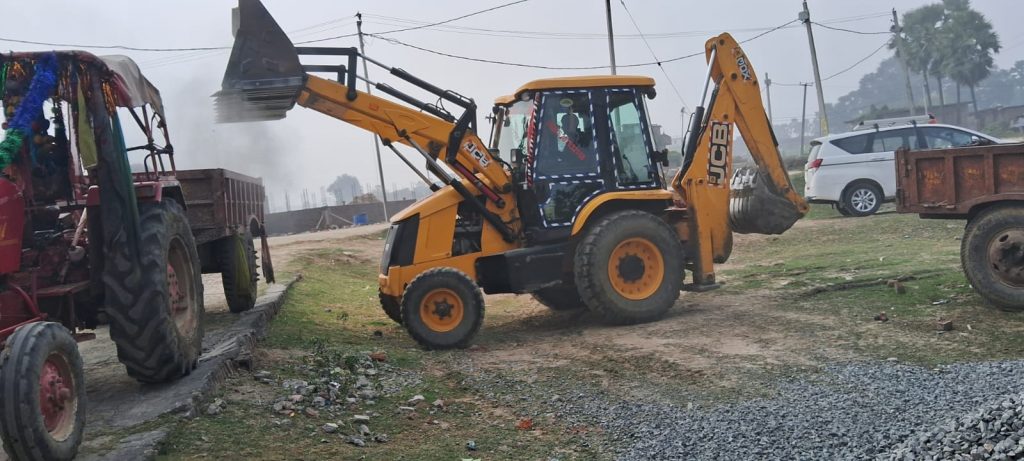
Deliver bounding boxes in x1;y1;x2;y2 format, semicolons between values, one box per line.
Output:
651;148;669;167
511;148;524;166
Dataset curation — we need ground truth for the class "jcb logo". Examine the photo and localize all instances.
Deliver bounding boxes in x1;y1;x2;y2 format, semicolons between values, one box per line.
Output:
708;122;730;187
463;141;490;168
736;55;752;81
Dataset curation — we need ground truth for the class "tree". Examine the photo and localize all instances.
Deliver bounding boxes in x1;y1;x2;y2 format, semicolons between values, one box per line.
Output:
326;174;362;205
938;0;1001;115
899;4;947;109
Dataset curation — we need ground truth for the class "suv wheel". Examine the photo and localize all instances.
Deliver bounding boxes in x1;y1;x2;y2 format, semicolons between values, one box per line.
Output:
842;183;882;217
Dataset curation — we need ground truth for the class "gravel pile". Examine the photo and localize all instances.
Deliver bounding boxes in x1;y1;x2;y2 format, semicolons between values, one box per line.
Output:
880;394;1024;460
463;360;1024;460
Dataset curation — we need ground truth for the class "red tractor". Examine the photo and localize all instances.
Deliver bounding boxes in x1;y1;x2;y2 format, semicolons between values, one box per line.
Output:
0;51;271;460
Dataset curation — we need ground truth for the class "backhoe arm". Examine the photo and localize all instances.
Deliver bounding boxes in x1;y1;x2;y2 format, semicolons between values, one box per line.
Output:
671;33;808;286
215;0;517;242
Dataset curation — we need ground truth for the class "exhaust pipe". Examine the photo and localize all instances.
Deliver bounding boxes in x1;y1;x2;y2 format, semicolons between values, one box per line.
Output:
214;0;305;123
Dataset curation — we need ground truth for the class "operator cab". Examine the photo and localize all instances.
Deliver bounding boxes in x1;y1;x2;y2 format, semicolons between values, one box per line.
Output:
489;76;664;243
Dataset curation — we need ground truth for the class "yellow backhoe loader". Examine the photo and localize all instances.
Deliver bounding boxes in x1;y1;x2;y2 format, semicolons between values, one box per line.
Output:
216;0;808;349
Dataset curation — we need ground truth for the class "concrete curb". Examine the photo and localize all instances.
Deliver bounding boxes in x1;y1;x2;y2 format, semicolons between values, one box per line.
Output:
80;275;301;460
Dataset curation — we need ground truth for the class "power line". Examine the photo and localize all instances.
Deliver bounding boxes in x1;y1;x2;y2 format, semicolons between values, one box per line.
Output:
0;36;226;52
822;40;889;81
295;0;529;45
617;0;687;107
813;22;890;36
368;18;796;70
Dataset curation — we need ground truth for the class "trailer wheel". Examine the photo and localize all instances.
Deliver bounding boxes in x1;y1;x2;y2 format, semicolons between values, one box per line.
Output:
961;205;1024;311
0;322;85;461
106;200;205;383
221;229;258;313
401;268;483;349
378;290;403;324
531;284;586;311
574;210;684;325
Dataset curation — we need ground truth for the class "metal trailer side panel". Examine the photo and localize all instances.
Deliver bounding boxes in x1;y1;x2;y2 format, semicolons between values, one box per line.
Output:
896;143;1024;217
176;168;266;245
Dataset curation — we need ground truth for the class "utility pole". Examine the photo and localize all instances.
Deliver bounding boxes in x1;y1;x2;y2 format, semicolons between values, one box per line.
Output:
799;1;829;136
357;13;390;219
604;0;617;75
799;83;811;156
891;9;916;116
765;72;774;125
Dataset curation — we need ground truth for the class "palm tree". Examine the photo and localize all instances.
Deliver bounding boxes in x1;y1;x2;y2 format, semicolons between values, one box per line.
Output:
898;4;945;108
939;0;1000;116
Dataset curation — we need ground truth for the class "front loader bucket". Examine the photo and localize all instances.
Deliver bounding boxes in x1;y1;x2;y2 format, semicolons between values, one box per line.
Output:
729;167;804;235
214;0;305;123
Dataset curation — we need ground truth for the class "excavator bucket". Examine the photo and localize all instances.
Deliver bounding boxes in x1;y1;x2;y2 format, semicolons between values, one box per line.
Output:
214;0;305;122
729;167;804;235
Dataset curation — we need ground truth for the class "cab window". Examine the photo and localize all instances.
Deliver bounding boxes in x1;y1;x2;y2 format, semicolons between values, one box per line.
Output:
608;89;654;185
533;90;598;178
495;100;531;163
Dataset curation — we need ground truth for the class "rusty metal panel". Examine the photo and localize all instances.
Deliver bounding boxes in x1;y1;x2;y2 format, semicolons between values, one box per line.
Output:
896;143;1024;217
953;155;987;205
176;168;267;244
995;153;1024;194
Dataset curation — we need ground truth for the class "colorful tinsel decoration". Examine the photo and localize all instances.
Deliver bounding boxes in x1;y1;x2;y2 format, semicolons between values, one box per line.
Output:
0;53;59;171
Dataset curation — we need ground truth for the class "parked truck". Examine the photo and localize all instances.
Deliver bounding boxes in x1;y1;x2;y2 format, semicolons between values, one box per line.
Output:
0;51;272;460
896;142;1024;310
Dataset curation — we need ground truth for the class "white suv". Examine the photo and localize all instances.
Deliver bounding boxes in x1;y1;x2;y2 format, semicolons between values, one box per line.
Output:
803;124;1001;216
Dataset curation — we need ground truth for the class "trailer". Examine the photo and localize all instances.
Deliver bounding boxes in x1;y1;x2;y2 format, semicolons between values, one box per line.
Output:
178;168;275;312
896;142;1024;310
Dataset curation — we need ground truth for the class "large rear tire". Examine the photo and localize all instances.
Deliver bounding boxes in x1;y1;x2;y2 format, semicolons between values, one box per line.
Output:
961;205;1024;310
531;284;586;311
105;200;205;383
221;229;258;313
0;322;85;461
401;268;483;350
574;210;684;325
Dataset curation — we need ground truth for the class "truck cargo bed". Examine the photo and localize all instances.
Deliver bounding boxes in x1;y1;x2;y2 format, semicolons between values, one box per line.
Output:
896;143;1024;218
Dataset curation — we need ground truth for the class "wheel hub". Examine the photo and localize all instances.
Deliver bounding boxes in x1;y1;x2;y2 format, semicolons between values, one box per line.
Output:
988;229;1024;287
39;353;75;439
167;237;197;339
419;288;464;333
607;238;665;300
851;188;877;212
617;254;646;282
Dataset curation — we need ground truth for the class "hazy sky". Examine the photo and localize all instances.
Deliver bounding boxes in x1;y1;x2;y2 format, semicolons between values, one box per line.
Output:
7;1;1023;210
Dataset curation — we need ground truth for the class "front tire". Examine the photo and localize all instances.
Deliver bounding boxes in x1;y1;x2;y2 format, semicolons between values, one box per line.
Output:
105;200;205;383
961;206;1024;310
220;229;258;313
378;290;403;324
842;182;882;217
0;322;86;461
574;210;684;325
401;268;483;349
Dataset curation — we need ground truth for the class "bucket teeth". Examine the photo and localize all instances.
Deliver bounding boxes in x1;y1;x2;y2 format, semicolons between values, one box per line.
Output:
729;167;803;235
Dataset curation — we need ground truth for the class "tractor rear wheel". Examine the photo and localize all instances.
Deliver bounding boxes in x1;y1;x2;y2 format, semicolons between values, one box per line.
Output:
221;229;258;313
531;284;586;311
0;322;85;461
574;210;684;324
106;200;205;383
961;205;1024;311
378;290;403;324
401;268;483;349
